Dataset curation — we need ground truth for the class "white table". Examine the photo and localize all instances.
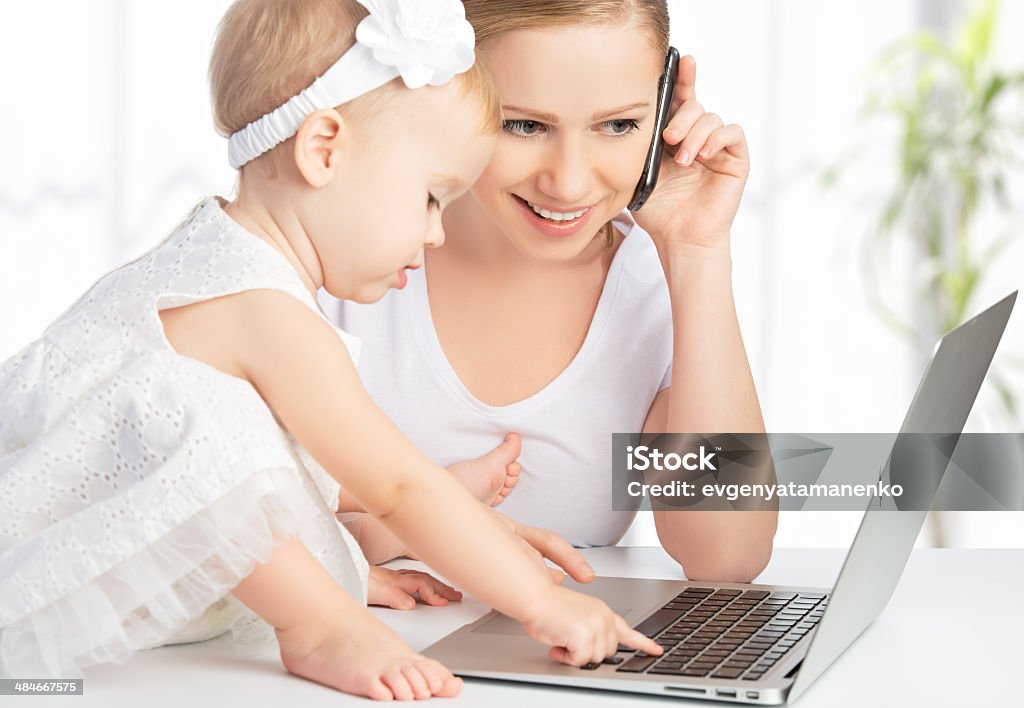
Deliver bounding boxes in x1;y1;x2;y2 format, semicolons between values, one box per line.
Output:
10;547;1022;707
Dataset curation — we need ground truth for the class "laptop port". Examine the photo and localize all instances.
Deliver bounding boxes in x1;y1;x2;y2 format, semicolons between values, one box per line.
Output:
716;689;737;698
746;690;760;699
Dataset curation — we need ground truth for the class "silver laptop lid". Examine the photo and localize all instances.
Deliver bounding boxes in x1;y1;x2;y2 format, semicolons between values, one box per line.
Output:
788;291;1017;702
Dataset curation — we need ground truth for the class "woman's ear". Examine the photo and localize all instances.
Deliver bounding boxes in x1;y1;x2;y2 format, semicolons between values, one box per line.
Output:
293;108;347;188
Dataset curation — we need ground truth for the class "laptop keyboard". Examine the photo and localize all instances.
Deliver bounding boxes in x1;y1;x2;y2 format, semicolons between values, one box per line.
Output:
588;587;829;681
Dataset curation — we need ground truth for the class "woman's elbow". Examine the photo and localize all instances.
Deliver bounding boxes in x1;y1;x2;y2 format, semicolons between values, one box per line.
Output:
672;540;774;583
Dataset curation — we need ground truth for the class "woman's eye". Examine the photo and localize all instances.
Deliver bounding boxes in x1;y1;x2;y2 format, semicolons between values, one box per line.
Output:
601;119;641;137
427;193;440;210
503;119;546;138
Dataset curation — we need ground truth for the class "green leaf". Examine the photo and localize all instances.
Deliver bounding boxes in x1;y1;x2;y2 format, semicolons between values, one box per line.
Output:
980;74;1007;111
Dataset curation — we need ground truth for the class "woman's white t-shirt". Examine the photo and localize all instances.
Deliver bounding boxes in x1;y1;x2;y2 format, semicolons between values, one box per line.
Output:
321;213;673;547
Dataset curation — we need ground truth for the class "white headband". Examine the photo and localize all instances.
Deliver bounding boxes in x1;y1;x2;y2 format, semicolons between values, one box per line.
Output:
227;0;476;169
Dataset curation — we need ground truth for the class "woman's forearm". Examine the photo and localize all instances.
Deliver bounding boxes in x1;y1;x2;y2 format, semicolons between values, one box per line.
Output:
657;240;764;435
654;239;777;581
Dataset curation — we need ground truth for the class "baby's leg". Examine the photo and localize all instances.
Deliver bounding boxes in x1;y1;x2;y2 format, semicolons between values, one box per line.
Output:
447;433;521;506
231;536;462;700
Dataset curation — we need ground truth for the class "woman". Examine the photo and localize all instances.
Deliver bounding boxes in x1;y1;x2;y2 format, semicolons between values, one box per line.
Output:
327;0;776;582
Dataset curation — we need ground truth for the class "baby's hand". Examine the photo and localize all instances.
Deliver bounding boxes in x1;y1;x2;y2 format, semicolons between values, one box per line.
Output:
367;566;462;610
523;586;662;666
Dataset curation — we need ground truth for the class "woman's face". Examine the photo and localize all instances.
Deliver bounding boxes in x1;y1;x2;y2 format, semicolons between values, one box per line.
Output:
470;21;664;262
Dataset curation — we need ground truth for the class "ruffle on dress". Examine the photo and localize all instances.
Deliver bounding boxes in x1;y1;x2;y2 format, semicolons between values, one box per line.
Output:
0;449;363;678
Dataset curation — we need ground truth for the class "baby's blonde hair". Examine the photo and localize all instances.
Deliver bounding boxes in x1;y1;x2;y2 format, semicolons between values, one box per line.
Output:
209;0;501;174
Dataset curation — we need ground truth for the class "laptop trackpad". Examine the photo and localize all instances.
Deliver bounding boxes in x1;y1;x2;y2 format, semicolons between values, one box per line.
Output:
472;609;633;636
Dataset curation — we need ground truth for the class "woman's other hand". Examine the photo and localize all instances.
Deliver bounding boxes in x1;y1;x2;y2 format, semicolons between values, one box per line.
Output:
632;54;750;252
491;510;596;584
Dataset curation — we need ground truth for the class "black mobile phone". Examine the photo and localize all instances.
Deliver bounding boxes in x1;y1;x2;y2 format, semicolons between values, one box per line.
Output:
627;47;680;212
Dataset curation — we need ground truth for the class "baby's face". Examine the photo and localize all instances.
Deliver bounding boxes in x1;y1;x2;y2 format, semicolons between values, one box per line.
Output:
312;82;496;303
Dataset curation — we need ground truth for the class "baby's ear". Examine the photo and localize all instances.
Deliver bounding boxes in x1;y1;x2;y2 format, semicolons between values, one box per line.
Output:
293;108;348;188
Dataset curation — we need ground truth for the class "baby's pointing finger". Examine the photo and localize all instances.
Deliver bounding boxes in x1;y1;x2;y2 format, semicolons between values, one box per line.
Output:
618;617;663;656
548;645;571;664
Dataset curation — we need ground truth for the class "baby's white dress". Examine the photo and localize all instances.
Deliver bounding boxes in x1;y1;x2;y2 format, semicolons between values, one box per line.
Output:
0;197;369;678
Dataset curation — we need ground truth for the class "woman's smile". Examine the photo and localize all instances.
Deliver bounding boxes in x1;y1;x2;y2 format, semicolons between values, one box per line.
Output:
511;194;597;238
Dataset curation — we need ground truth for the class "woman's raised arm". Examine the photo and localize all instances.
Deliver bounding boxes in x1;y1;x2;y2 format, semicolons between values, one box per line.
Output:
632;56;778;581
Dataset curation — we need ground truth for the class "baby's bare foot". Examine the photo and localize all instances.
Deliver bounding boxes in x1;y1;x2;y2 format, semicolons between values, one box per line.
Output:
446;433;521;506
277;605;462;700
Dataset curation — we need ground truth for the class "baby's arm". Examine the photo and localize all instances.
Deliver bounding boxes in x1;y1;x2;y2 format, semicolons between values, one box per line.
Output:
235;292;552;618
238;292;658;663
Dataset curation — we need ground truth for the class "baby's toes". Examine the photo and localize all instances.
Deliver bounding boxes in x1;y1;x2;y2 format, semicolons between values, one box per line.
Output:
382;668;414;701
437;675;463;697
499;432;522;464
358;673;394;701
499;467;520;497
400;665;431;700
418;660;462;698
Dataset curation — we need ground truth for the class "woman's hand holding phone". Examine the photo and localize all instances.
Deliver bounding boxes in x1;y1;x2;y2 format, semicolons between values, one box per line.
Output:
630;54;751;254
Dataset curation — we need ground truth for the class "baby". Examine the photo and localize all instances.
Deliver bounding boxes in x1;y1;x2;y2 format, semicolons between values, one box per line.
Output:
0;0;658;700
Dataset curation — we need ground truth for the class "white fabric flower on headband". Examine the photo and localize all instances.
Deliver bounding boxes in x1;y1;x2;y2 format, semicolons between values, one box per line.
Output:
227;0;477;169
357;0;476;88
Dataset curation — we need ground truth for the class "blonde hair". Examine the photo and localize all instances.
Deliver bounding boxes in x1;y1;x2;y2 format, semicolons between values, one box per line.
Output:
464;0;669;54
209;0;501;174
463;0;670;245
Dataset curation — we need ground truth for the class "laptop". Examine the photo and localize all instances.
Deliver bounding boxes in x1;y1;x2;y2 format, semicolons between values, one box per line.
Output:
423;291;1017;704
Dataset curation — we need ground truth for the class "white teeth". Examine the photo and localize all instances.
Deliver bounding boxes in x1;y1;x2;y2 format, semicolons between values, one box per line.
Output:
526;200;587;221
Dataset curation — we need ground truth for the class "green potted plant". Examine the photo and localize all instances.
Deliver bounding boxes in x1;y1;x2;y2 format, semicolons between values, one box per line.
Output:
823;0;1024;543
